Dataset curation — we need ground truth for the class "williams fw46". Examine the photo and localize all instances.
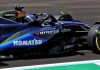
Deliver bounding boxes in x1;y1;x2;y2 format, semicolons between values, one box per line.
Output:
0;12;100;56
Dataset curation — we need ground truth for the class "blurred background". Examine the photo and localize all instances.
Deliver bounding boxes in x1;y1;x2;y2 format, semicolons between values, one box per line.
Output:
0;0;100;24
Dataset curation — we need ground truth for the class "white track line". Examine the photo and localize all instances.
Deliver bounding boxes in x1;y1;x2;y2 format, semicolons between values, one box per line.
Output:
1;59;100;70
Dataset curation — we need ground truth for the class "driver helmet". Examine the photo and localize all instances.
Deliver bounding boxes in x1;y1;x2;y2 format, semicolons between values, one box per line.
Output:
25;14;36;23
15;4;24;11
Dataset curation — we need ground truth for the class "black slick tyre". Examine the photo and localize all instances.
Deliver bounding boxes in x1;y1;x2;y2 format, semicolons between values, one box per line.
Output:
87;24;100;53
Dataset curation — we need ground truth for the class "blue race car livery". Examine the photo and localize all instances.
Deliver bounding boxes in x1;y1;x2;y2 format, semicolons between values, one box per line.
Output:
0;12;100;56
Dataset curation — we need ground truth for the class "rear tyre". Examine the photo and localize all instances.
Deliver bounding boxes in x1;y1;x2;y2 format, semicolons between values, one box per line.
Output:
87;24;100;53
58;13;73;21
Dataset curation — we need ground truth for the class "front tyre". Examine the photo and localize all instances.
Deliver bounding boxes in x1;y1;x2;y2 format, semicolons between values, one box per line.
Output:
87;24;100;53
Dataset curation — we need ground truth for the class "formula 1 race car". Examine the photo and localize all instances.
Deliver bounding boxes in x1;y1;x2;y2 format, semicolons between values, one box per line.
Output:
0;11;100;56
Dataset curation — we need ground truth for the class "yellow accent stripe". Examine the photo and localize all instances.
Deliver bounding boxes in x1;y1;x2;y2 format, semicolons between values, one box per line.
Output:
2;32;23;44
96;37;100;51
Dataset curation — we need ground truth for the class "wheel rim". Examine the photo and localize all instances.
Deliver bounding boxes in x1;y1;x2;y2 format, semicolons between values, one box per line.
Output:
96;36;100;51
96;29;100;51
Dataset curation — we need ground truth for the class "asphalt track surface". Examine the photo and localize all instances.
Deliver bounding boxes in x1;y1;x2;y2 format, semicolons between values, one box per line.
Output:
1;0;100;69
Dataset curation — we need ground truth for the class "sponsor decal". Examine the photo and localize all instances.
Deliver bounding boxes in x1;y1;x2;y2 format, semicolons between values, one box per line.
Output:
13;39;42;46
36;30;59;35
61;28;71;32
36;29;71;35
